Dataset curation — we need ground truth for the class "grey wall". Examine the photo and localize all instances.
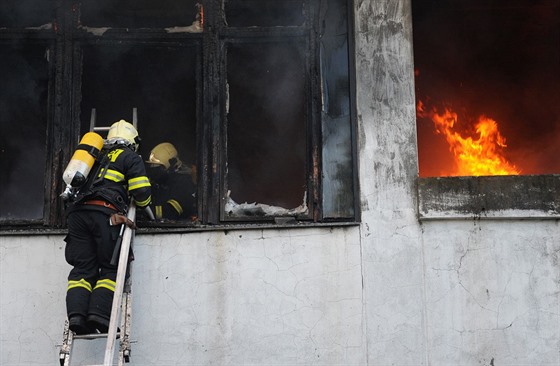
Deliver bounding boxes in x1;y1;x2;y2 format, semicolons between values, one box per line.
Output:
1;1;558;365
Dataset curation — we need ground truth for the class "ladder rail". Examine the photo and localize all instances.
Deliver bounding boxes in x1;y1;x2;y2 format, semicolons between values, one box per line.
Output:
103;203;136;365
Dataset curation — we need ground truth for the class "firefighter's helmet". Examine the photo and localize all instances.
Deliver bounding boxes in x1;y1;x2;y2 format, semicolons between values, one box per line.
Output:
106;119;139;150
148;142;182;170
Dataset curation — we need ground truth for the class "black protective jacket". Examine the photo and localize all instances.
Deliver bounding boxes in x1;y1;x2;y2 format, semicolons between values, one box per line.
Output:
151;170;196;220
69;144;152;214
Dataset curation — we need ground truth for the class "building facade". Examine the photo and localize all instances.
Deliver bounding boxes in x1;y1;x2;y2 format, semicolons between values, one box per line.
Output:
1;1;559;365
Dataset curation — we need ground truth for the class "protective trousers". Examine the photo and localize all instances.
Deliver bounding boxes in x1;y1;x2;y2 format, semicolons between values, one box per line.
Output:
65;209;121;322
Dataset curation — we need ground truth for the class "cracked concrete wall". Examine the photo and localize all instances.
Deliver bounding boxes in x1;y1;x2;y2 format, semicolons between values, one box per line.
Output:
0;228;366;365
1;1;559;365
421;220;560;365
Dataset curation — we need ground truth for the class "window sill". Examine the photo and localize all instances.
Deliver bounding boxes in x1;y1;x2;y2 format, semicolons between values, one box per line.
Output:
418;175;560;220
0;220;360;236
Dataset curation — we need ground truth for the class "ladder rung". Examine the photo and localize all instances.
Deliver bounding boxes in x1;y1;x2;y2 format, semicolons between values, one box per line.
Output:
73;332;121;340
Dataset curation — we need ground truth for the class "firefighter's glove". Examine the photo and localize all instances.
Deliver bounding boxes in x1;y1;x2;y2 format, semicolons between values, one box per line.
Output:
109;213;137;229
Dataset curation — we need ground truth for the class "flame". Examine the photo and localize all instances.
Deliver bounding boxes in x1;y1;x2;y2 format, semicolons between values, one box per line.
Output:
197;3;204;29
417;101;520;176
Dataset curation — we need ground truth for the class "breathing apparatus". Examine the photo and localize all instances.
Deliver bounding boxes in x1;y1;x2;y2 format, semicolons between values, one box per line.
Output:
60;120;140;201
60;132;104;201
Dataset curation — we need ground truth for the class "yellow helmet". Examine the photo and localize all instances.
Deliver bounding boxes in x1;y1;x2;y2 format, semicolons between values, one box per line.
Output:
148;142;182;170
106;120;139;149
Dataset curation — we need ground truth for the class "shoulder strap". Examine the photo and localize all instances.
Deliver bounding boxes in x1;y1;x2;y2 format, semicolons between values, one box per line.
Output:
73;148;111;201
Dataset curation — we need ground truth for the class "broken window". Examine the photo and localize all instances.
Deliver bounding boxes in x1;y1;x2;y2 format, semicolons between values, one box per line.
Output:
0;43;49;222
413;0;560;220
0;0;54;28
79;43;200;223
224;0;305;27
80;0;202;30
224;41;308;219
413;0;560;177
0;0;357;230
79;44;198;157
223;0;356;222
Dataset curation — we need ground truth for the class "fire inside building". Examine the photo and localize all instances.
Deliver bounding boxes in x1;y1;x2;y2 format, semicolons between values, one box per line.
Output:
1;1;559;366
413;0;560;178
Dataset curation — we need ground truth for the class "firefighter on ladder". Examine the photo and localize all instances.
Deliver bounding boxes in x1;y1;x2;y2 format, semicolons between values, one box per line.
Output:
63;120;152;335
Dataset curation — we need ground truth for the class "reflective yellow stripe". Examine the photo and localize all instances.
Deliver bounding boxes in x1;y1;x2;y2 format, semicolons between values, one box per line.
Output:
107;149;124;162
155;205;162;219
135;195;151;207
103;169;125;183
67;278;92;292
167;199;183;215
128;176;151;191
94;279;116;292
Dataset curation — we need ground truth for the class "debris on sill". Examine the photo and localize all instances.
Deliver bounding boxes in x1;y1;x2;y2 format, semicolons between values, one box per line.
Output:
225;190;308;217
79;25;111;36
26;23;53;30
165;20;202;34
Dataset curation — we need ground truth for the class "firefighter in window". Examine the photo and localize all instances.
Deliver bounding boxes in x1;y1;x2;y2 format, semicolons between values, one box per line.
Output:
145;142;197;221
63;120;152;335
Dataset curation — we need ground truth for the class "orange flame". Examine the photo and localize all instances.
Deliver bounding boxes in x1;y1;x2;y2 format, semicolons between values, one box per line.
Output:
417;101;520;176
197;3;204;29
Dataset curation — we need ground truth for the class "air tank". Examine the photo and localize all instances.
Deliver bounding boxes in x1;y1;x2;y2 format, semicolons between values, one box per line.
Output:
62;132;104;187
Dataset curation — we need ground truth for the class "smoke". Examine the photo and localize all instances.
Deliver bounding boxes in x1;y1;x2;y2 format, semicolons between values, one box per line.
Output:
226;42;307;208
80;44;198;166
224;0;305;27
0;1;55;28
0;44;48;220
413;0;560;176
79;0;200;28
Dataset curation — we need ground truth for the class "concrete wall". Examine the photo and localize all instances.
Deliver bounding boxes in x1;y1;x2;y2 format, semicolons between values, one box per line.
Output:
1;1;559;365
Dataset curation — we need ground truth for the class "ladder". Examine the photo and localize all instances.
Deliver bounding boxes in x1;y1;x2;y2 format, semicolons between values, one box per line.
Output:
59;204;136;366
59;108;147;365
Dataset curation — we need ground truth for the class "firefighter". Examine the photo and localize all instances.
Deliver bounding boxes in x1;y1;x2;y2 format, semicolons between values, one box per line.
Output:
64;119;152;335
146;142;197;220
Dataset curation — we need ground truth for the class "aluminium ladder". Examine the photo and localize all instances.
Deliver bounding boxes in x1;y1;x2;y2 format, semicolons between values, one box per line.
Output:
59;108;146;365
59;203;136;366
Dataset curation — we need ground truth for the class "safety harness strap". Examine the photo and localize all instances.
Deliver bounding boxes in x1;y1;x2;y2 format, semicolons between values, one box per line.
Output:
76;143;101;159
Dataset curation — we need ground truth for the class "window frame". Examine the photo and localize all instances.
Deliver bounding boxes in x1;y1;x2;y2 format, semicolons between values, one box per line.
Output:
0;0;360;232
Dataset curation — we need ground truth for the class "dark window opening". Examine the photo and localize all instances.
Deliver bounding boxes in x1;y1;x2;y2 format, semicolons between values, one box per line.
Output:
224;0;305;27
413;0;560;177
225;41;308;218
80;0;202;29
0;43;49;221
0;0;55;28
80;44;199;222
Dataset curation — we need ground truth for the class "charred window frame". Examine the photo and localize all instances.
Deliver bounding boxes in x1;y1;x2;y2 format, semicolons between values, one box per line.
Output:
0;0;358;232
209;0;359;225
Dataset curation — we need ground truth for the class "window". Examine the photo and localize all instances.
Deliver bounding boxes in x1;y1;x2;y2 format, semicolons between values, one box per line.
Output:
0;43;50;222
412;0;560;220
413;0;560;178
0;0;357;230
